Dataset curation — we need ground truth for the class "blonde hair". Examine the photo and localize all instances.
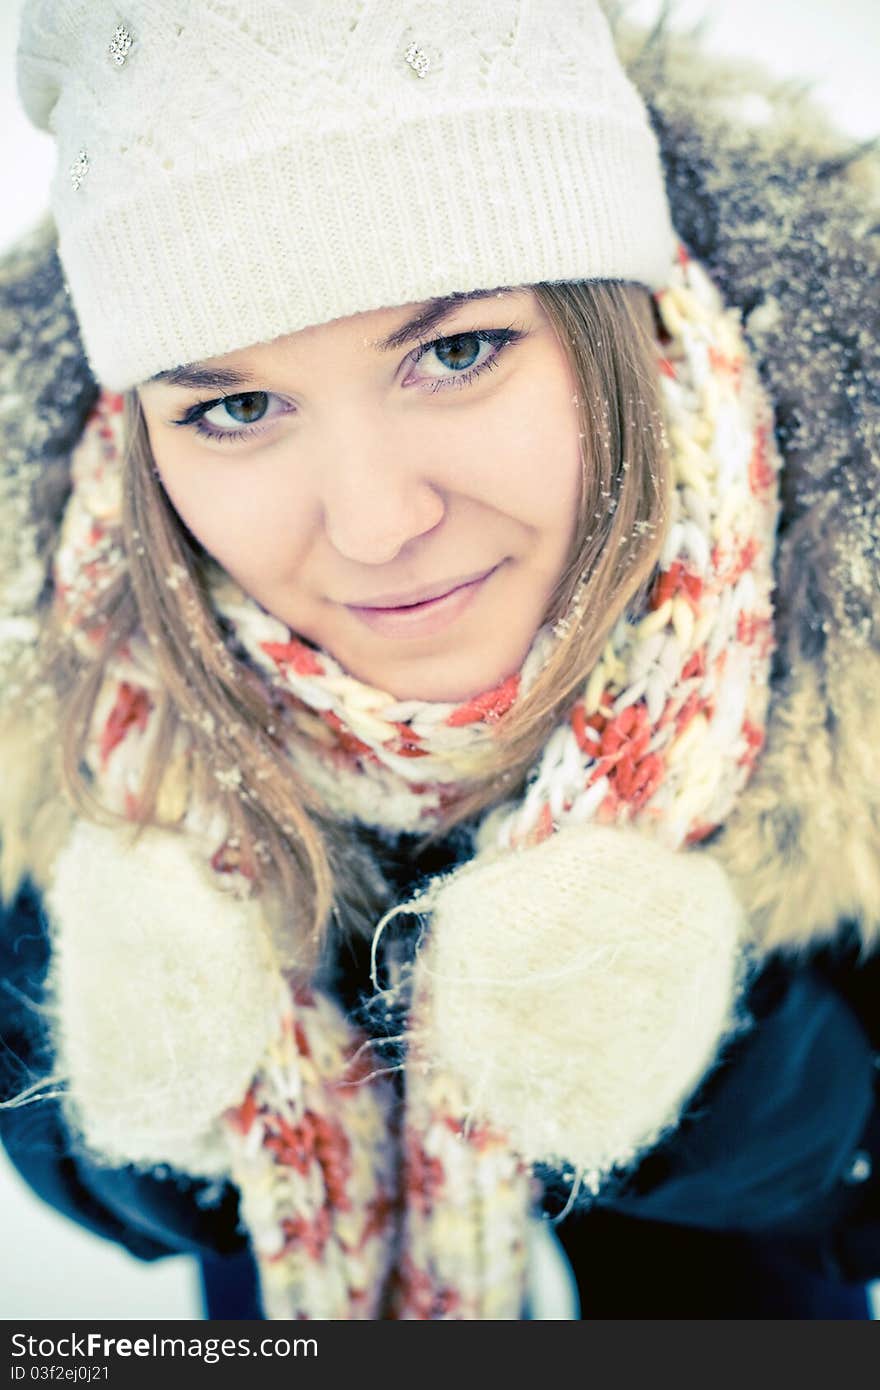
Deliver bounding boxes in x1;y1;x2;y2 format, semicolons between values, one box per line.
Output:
5;281;671;969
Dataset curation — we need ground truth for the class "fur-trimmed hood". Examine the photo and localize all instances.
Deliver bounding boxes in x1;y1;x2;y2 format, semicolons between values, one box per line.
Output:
1;13;879;958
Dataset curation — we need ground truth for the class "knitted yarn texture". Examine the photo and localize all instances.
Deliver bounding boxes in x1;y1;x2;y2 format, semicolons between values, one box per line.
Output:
46;246;781;1317
16;0;675;389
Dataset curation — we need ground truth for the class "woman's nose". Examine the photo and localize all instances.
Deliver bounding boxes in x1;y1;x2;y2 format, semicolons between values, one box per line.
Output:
320;439;446;564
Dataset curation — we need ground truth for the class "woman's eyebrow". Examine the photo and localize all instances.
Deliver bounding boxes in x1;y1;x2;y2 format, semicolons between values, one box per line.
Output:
375;286;515;352
144;287;516;391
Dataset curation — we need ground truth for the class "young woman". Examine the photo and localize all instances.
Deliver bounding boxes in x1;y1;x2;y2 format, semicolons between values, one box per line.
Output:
1;1;878;1320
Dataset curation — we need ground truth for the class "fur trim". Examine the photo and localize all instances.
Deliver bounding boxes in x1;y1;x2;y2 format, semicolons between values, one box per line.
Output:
410;821;749;1184
0;702;72;903
2;23;879;951
0;216;96;903
44;819;282;1177
709;645;880;954
608;12;880;951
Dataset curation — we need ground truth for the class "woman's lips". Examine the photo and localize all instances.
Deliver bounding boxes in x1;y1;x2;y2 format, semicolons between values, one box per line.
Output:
346;564;502;638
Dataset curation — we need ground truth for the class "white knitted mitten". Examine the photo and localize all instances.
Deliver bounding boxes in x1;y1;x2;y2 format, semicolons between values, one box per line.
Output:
407;822;749;1186
45;818;281;1176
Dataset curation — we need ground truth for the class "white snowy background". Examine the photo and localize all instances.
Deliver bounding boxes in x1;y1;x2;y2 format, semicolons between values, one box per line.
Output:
1;0;878;1320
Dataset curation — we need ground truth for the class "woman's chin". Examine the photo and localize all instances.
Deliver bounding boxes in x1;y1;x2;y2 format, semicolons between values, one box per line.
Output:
345;641;531;704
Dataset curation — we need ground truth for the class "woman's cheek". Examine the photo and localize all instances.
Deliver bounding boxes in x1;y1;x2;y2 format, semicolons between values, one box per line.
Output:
158;448;282;560
504;417;582;528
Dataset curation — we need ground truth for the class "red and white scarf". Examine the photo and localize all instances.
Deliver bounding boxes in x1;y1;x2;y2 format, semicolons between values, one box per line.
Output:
52;246;781;1318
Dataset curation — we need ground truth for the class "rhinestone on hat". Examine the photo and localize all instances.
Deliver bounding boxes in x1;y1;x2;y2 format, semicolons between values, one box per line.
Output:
108;24;133;66
69;149;90;191
404;42;431;79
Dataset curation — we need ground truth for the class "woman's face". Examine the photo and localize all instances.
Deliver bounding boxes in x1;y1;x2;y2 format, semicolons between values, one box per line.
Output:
137;287;583;702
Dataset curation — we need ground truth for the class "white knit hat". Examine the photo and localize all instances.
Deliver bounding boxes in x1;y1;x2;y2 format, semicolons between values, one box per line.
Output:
16;0;677;391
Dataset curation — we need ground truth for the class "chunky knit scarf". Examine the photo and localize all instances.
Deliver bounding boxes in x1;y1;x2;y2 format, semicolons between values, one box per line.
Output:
51;245;780;1318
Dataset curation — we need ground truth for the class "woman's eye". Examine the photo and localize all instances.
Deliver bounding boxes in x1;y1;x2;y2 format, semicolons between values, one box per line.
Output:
409;327;522;393
176;390;285;444
171;390;295;444
209;392;269;425
171;325;524;444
